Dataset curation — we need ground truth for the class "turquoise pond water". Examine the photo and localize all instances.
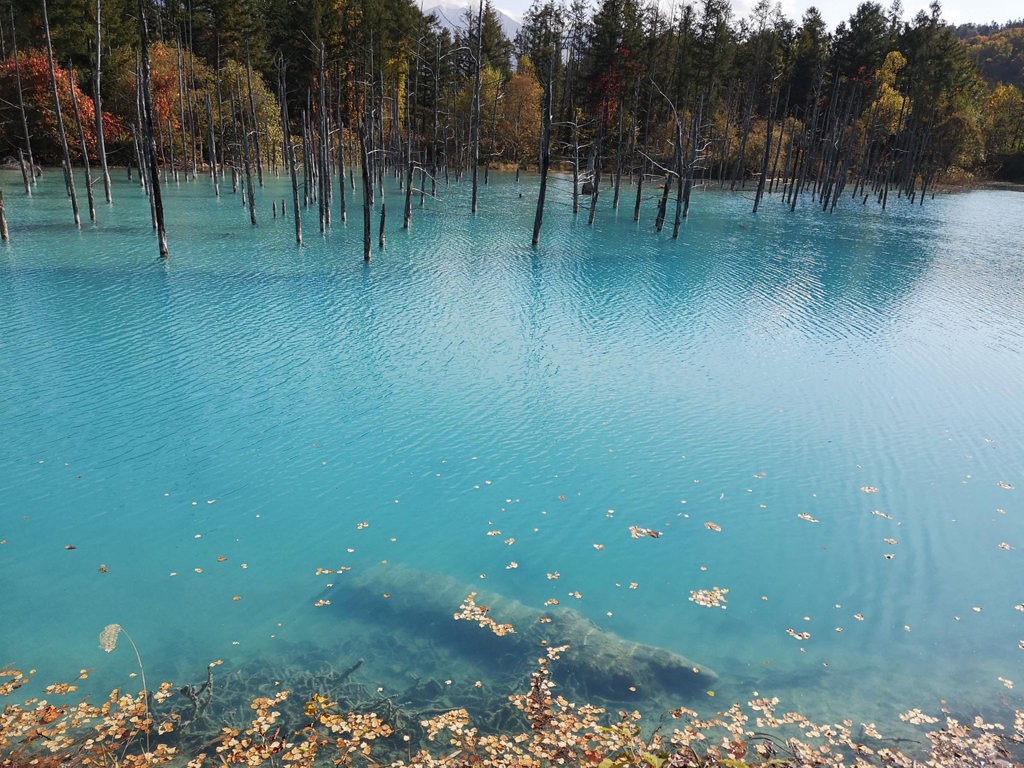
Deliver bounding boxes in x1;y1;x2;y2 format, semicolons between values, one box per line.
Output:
1;168;1022;732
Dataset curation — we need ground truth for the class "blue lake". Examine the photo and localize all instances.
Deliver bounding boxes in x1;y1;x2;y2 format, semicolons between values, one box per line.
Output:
1;168;1022;731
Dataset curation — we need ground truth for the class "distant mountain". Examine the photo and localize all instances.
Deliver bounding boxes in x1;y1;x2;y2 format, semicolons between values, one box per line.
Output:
424;1;522;42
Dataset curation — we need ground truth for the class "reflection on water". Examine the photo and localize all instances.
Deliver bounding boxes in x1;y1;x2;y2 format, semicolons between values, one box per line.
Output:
1;170;1022;733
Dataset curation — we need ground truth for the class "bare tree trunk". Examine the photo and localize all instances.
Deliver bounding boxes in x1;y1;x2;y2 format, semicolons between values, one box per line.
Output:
753;73;776;214
69;63;97;222
730;87;756;191
768;85;789;196
588;119;604;226
358;122;372;260
43;0;80;227
131;123;147;192
484;72;499;185
246;44;264;186
278;59;301;244
612;95;625;210
0;190;9;240
176;36;190;182
301;107;311;208
18;150;30;194
336;109;348;224
634;88;652;222
206;94;220;196
135;0;168;255
531;57;553;248
791;65;825;213
94;0;112;202
683;97;701;220
403;132;414;229
236;81;257;225
316;46;328;233
9;8;36;192
470;0;483;214
655;170;671;233
167;117;178;182
671;120;686;238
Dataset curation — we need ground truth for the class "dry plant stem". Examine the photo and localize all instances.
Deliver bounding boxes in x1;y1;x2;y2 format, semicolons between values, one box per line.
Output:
102;626;151;757
114;626;151;754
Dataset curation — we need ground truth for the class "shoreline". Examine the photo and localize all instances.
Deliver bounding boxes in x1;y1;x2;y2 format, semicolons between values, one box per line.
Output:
4;159;1024;193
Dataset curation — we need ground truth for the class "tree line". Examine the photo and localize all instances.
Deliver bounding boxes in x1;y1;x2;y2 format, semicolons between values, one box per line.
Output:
1;0;1022;255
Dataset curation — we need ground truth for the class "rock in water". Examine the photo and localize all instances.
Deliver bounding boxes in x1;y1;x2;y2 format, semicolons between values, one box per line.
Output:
322;562;716;702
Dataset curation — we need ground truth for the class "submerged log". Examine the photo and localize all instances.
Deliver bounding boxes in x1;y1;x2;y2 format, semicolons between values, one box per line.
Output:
322;562;716;703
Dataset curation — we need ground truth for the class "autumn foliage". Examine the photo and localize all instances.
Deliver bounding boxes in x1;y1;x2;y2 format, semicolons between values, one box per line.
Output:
0;51;126;165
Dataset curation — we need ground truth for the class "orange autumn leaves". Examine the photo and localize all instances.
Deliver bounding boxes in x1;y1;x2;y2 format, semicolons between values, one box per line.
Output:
453;593;516;637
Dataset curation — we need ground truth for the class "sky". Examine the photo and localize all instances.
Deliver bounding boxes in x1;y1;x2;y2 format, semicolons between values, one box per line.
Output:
485;0;1020;30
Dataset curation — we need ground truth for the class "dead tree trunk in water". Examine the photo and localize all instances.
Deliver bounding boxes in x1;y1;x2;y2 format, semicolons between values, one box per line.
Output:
0;190;9;240
671;121;685;239
358;122;372;260
136;0;167;256
634;87;652;222
236;81;257;225
531;55;554;247
206;94;219;196
246;45;264;187
175;37;189;182
587;119;604;226
571;121;580;215
9;8;36;193
69;64;96;222
93;0;112;203
18;151;30;194
278;58;301;244
470;0;483;214
43;0;80;227
682;97;701;220
336;108;348;224
753;71;776;214
611;94;625;210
